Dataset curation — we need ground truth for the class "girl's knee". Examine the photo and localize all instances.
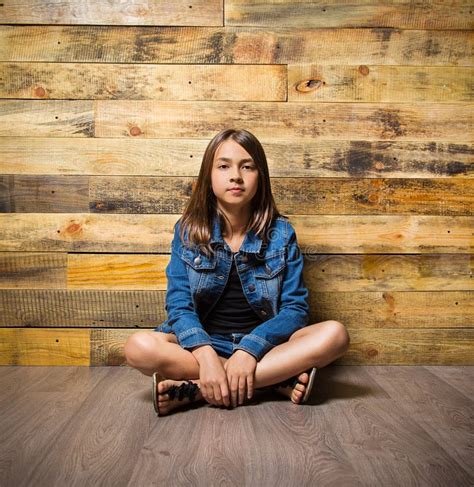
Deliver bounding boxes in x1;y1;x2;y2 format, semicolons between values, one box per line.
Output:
124;331;158;366
327;320;350;351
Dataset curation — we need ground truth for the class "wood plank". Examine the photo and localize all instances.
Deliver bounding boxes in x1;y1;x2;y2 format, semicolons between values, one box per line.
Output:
89;176;474;215
302;254;474;291
1;26;471;65
3;175;473;215
0;63;286;101
0;100;94;137
0;252;67;289
0;213;472;252
94;100;473;142
0;213;178;252
66;253;474;292
67;254;168;290
0;327;472;365
225;1;474;30
0;289;166;327
1;137;471;178
0;175;89;212
0;0;223;26
289;65;474;103
424;365;474;401
0;328;90;365
343;328;474;365
0;289;471;328
309;291;473;328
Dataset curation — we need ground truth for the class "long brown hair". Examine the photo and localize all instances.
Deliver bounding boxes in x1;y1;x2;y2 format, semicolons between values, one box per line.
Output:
178;128;285;257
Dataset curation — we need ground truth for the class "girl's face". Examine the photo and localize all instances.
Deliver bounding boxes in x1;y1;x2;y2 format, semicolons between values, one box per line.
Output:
211;139;259;213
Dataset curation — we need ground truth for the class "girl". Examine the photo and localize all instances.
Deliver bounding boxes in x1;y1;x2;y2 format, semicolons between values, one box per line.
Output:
124;128;350;416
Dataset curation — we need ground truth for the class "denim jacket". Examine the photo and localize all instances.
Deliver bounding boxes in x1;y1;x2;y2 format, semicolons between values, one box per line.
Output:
155;214;309;361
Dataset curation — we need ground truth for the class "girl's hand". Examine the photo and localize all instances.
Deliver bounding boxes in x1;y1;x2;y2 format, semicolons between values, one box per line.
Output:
224;350;257;407
193;347;230;407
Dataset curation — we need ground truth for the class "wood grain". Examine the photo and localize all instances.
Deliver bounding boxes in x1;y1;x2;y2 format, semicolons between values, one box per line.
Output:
0;213;472;253
0;328;472;365
0;62;286;101
225;1;474;30
289;65;474;103
1;137;471;178
0;0;223;26
1;26;471;65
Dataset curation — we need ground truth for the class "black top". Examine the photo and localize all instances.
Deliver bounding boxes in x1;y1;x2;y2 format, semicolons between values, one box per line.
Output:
203;253;263;335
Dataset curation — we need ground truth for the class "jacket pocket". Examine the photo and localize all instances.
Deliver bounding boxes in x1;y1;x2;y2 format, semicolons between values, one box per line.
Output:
180;247;217;294
253;251;286;311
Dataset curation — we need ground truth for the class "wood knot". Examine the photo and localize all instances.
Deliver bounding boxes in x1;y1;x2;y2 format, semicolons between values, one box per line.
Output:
358;65;370;76
367;348;378;357
295;79;323;93
35;86;46;97
130;126;142;136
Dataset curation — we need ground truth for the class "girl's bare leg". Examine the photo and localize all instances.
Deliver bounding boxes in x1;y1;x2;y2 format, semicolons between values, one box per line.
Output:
124;320;349;410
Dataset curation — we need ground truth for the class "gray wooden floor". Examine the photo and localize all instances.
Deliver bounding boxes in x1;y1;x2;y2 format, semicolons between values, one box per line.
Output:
1;365;472;487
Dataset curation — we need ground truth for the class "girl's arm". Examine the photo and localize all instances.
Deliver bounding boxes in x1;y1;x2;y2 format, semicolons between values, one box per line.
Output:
164;222;214;351
233;223;309;361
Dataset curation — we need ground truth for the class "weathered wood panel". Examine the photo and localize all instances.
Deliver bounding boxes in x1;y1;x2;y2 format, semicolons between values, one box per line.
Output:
0;175;89;213
1;26;471;66
93;176;474;215
0;63;286;101
0;213;472;253
225;1;474;30
1;328;472;365
289;65;474;103
3;175;472;215
0;100;94;137
0;289;166;327
0;0;223;26
0;252;67;289
1;253;471;292
93;101;474;141
1;289;471;329
1;137;471;178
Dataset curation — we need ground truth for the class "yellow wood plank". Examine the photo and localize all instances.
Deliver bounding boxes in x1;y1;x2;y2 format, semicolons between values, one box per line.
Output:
0;328;90;365
0;0;223;26
0;63;286;101
0;213;472;253
67;254;168;290
1;137;471;178
0;26;471;66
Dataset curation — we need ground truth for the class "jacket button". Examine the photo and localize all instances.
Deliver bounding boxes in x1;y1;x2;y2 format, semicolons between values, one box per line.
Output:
261;310;267;316
194;256;201;265
248;284;256;292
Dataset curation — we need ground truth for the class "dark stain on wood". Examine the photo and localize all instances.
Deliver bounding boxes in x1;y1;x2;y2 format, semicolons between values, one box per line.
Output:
423;38;442;58
337;141;373;176
370;109;406;138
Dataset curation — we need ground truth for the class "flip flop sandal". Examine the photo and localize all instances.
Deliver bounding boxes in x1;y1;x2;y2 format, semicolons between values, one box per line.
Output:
152;372;200;416
272;367;317;404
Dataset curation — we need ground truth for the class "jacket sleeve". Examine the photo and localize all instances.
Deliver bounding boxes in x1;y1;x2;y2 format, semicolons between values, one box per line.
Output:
164;222;213;350
233;223;309;361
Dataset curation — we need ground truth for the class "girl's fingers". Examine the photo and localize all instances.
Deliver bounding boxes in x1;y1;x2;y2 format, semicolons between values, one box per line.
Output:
247;376;254;400
238;377;246;405
221;382;230;407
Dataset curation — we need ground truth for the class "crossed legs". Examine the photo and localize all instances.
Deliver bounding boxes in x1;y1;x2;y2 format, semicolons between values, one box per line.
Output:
125;320;350;390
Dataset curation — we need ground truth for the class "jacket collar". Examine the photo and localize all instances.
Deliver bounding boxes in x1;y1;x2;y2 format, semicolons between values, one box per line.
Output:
209;214;263;254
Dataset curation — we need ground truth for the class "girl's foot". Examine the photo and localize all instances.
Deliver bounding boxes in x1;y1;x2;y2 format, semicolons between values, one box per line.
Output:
156;378;204;416
273;371;310;404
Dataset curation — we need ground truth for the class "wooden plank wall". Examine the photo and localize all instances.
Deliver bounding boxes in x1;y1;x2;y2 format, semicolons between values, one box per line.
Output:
0;1;472;366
